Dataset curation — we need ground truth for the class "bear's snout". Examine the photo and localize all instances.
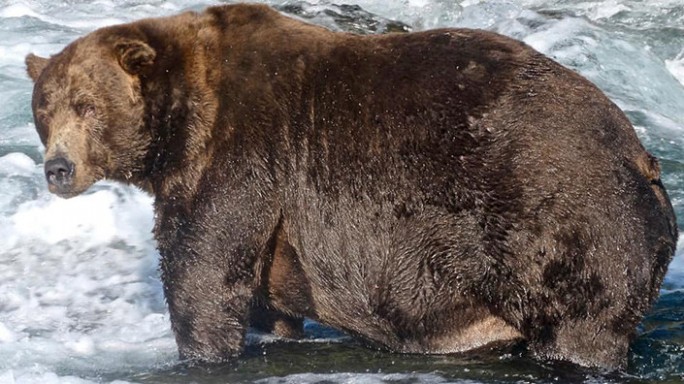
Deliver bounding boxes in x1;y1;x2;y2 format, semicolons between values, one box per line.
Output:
44;156;75;193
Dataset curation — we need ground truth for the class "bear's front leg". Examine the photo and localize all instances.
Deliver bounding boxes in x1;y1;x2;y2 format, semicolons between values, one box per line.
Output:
157;194;281;363
162;255;255;362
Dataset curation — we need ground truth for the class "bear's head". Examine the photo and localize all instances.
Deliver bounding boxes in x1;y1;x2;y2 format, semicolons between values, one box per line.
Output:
26;30;156;198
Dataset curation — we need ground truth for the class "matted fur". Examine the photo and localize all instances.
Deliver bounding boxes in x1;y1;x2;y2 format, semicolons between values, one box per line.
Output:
26;3;677;370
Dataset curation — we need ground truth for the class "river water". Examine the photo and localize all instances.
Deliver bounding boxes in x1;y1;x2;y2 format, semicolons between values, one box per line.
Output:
0;1;682;383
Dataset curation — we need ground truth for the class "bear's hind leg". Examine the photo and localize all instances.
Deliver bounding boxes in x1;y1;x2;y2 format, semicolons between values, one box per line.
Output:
251;219;310;339
528;318;630;370
249;304;305;339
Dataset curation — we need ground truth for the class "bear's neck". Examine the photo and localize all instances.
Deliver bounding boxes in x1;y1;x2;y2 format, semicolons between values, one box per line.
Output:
137;22;219;206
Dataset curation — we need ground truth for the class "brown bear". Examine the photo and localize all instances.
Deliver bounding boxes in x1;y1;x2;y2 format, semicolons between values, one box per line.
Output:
25;3;677;370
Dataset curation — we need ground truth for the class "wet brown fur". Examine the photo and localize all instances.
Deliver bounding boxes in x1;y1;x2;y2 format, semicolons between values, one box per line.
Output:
26;3;677;370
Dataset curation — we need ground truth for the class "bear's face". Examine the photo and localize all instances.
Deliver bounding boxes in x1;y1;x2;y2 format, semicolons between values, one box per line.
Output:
26;33;156;198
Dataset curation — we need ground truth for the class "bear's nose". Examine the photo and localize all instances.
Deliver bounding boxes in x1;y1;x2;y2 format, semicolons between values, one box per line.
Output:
44;157;75;188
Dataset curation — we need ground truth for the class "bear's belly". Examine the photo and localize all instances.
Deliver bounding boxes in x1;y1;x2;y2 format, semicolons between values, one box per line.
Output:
396;315;523;354
304;284;523;354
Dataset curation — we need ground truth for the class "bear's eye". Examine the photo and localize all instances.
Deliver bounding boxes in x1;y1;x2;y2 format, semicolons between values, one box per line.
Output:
74;102;97;118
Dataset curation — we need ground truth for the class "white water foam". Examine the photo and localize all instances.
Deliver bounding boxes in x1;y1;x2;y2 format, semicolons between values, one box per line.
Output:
0;154;170;384
665;50;684;89
665;241;684;290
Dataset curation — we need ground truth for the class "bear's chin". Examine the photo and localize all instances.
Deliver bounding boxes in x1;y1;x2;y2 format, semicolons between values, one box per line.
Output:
48;185;91;199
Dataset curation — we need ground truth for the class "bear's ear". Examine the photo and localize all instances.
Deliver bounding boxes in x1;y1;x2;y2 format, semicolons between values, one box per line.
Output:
26;53;49;82
115;40;156;75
